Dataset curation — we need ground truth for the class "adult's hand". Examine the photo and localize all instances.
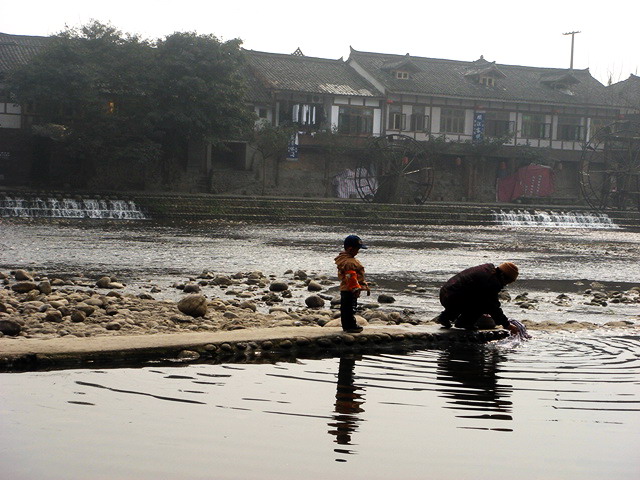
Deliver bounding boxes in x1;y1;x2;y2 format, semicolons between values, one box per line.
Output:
508;323;520;336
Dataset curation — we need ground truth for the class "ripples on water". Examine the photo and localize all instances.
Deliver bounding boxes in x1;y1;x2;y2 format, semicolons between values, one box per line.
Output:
1;332;638;480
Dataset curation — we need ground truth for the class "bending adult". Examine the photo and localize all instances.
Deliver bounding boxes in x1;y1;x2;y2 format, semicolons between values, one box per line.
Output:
437;262;520;335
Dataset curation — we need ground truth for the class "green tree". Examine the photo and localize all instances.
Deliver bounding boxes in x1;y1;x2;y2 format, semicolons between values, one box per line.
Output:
9;22;253;189
249;122;296;194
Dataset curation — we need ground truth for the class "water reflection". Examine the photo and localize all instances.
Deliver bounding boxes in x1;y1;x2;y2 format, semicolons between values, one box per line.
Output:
328;355;366;462
437;346;513;430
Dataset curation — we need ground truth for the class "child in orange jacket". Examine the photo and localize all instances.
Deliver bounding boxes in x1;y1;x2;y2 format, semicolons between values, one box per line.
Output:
335;235;370;333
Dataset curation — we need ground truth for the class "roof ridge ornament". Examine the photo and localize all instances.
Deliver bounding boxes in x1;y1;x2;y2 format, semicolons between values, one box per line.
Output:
291;47;304;56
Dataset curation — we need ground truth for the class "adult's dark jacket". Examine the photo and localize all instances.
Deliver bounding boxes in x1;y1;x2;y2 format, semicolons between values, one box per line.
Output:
439;263;509;327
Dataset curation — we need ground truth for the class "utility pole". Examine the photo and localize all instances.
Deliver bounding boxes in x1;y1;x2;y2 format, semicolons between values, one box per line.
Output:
563;31;581;69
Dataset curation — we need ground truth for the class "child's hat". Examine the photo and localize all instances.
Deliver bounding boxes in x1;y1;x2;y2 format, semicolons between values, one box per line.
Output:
344;235;368;249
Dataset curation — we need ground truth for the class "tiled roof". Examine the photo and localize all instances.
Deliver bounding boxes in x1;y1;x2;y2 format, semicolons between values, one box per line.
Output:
607;74;640;108
348;48;612;107
0;32;49;74
241;61;272;104
244;49;382;97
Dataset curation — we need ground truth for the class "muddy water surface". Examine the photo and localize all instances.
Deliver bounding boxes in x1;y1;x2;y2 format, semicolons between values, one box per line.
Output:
1;331;638;479
0;220;638;323
0;220;638;478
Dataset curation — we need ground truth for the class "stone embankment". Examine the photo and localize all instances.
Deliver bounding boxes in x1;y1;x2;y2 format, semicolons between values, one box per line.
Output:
1;268;638;371
131;194;640;229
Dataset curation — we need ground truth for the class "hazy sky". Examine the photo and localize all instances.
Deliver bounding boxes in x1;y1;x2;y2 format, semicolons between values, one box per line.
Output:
3;0;637;85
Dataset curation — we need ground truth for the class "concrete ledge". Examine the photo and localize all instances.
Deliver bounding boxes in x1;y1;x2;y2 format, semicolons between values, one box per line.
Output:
0;325;509;372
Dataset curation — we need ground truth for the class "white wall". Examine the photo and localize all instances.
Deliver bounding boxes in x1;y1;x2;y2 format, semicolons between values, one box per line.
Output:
373;108;381;136
431;107;441;134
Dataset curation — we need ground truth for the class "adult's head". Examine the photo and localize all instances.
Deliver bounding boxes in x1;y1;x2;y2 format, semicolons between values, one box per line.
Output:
498;262;519;284
344;235;368;251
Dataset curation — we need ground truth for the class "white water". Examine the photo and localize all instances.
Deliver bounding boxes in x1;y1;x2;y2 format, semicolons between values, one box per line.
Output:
0;196;146;220
493;209;619;229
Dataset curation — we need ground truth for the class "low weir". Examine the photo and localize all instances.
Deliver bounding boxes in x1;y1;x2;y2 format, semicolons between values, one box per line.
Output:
493;209;619;229
0;195;146;220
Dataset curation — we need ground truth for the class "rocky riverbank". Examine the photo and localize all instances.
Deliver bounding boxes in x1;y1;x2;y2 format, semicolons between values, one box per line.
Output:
0;268;638;341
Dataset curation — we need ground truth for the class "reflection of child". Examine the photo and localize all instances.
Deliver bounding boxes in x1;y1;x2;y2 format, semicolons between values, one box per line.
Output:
335;235;370;333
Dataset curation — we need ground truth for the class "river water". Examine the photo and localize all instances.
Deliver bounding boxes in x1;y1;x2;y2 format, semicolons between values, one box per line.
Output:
0;219;639;479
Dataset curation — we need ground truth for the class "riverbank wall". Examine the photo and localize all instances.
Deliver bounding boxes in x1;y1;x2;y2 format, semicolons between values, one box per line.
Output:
1;189;639;229
132;193;640;229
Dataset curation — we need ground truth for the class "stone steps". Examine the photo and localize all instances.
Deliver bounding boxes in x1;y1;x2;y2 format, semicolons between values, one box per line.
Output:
133;194;640;229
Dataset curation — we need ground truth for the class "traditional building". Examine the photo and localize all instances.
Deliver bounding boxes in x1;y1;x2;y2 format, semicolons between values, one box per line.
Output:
224;49;384;196
2;31;637;203
0;33;49;185
346;48;624;202
244;49;383;135
608;74;640;113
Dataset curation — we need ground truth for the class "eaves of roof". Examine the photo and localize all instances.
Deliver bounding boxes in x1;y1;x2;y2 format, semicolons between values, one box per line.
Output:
349;48;614;109
0;32;49;73
244;49;383;98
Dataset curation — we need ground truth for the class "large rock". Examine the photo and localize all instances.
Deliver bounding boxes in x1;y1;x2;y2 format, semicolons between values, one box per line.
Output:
14;269;33;281
305;295;325;308
323;315;368;328
177;294;208;318
70;310;87;323
74;303;96;316
307;281;323;292
96;276;112;288
11;282;38;293
294;270;308;280
0;319;21;336
377;294;396;304
44;309;63;323
183;283;201;294
210;275;233;286
269;281;289;292
239;301;257;312
38;281;52;295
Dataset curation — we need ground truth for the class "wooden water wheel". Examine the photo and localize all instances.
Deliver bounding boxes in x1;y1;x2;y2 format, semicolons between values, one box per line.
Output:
354;134;434;204
580;119;640;211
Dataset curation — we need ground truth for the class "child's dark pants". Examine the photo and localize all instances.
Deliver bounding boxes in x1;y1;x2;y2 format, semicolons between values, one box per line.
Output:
340;291;358;330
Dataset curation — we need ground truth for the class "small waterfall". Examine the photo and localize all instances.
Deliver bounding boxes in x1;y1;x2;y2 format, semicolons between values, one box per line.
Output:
492;209;618;229
0;195;147;219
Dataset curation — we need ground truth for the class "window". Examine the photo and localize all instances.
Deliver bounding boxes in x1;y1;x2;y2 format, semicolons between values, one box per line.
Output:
395;71;409;79
258;107;268;119
484;111;514;138
409;105;430;132
557;116;584;141
338;106;374;135
440;108;466;134
521;114;551;139
390;113;406;130
388;104;405;130
479;76;495;87
278;101;324;127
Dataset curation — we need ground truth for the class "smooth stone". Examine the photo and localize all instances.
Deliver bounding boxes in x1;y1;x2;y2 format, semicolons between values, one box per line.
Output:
14;270;33;281
269;281;289;292
377;294;396;303
0;319;21;336
12;282;38;293
177;294;208;318
305;295;325;308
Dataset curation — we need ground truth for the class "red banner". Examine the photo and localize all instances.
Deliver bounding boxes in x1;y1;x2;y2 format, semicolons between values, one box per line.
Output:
497;164;555;202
